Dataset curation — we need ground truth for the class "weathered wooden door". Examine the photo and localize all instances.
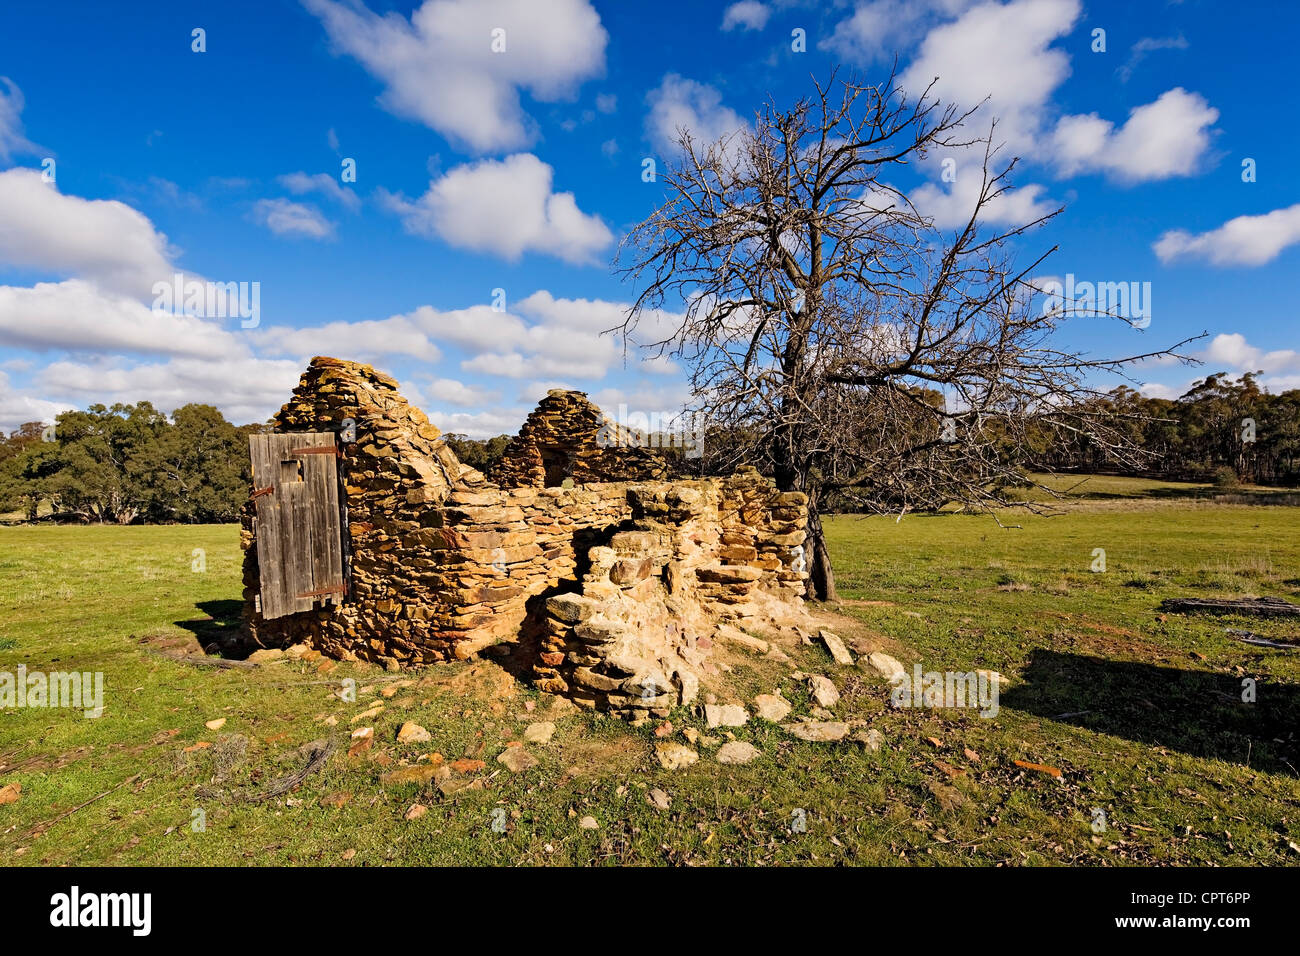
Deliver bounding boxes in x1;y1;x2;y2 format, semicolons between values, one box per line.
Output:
249;432;346;620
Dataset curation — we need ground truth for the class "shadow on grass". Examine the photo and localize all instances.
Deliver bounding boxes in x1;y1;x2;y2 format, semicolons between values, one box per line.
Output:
174;599;245;655
1001;649;1300;775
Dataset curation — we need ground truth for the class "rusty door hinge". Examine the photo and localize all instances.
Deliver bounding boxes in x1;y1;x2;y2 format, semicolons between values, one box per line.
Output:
289;445;342;457
296;584;346;599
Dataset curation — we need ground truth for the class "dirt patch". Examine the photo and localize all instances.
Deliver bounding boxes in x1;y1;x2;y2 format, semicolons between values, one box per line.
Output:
420;660;520;701
558;734;647;778
0;728;181;776
136;629;206;656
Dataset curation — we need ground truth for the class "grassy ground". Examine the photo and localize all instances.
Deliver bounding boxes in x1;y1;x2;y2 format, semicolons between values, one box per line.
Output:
1;476;1298;866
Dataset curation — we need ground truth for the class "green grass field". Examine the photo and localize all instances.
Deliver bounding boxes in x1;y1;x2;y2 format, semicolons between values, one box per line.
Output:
2;475;1299;866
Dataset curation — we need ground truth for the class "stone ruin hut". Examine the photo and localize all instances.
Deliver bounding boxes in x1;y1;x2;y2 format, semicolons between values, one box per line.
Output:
240;357;810;718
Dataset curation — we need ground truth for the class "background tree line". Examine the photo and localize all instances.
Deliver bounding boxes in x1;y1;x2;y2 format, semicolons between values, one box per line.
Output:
0;403;258;524
2;371;1292;525
1029;373;1300;487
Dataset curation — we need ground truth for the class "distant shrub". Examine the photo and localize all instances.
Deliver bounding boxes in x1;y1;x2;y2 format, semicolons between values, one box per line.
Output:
1212;466;1242;490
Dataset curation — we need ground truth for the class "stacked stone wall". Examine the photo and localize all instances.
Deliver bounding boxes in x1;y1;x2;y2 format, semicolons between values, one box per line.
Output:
242;358;810;705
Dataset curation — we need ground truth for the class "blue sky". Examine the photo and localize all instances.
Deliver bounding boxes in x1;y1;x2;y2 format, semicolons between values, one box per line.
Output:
0;0;1296;436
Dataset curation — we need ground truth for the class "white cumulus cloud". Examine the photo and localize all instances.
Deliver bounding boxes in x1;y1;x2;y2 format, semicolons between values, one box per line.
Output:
1154;203;1300;267
645;74;748;156
0;168;179;298
303;0;608;153
381;153;612;265
1051;88;1218;182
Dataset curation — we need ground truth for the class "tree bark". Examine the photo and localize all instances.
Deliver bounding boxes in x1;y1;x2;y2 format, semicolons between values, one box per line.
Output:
805;504;839;603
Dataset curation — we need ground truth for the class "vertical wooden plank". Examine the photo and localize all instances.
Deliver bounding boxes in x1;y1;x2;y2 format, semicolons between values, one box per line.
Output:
250;434;287;619
250;431;345;620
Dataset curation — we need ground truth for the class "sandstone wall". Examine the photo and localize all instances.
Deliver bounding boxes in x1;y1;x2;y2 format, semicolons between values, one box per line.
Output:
490;388;672;488
533;470;809;718
242;358;810;701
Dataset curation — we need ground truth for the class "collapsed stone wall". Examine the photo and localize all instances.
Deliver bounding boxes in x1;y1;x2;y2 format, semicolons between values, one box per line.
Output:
242;357;810;710
490;388;672;488
534;473;809;718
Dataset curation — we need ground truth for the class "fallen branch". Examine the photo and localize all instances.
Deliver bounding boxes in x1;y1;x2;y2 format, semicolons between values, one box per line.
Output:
1159;596;1300;618
18;773;142;841
143;648;262;670
241;738;337;803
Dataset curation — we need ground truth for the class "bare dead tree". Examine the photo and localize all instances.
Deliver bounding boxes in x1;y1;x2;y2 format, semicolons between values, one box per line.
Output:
616;70;1202;602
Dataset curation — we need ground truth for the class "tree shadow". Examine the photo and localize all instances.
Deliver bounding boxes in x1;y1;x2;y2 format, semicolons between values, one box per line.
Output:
1000;649;1300;775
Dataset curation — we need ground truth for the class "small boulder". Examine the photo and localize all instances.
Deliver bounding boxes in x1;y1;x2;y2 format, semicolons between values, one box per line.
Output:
497;747;539;773
853;728;885;752
716;741;761;765
704;703;749;728
523;721;556;744
753;694;792;722
782;721;850;742
819;630;854;665
655;742;699;770
396;722;431;744
807;675;840;708
864;652;907;682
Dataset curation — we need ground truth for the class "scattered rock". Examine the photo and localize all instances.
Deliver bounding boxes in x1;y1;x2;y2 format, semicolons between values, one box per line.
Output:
450;759;485;773
350;706;383;723
579;816;599;830
204;718;227;731
497;747;539;773
819;630;854;665
523;721;556;744
864;652;906;682
753;694;791;722
0;783;20;805
247;648;284;663
284;644;310;659
404;804;428;821
341;848;356;861
438;777;484;797
782;721;850;742
347;727;374;757
655;742;699;770
396;722;431;744
716;741;761;765
647;787;672;810
853;728;885;752
682;728;720;748
704;703;749;728
807;675;840;708
715;626;769;654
